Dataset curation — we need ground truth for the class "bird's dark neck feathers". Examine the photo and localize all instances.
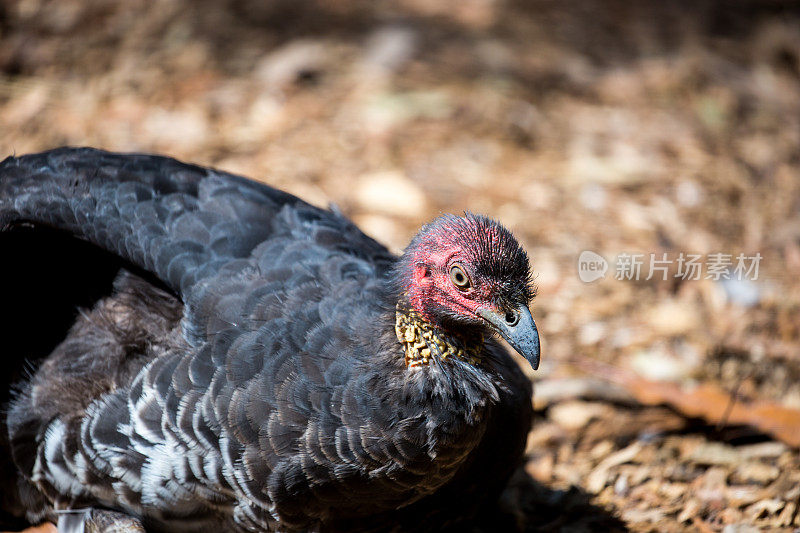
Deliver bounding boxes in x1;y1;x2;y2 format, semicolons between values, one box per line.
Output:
368;291;501;436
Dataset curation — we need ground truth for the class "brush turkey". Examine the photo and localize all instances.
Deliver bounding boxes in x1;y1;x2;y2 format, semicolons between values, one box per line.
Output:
0;148;539;532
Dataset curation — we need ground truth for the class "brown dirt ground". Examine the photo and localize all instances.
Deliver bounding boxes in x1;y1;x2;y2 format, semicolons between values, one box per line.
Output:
1;0;799;531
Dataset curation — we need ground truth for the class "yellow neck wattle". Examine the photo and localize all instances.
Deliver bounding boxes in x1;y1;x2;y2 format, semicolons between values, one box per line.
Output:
395;305;483;368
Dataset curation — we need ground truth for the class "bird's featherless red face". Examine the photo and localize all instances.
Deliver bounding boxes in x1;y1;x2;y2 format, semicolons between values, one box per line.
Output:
406;246;492;322
397;213;540;369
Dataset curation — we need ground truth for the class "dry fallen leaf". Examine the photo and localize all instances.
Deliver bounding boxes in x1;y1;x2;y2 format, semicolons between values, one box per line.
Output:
572;357;800;447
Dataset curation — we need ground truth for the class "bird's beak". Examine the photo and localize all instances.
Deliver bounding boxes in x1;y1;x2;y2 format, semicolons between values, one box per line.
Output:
477;304;540;370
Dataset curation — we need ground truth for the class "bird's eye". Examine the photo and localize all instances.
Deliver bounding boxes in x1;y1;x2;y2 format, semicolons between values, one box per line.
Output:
505;311;519;326
449;264;471;290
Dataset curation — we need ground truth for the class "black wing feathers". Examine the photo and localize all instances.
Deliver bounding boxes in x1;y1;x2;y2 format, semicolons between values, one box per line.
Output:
0;147;389;304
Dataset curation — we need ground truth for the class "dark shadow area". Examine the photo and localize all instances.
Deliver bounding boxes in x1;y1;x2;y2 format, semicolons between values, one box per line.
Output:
2;0;800;90
0;225;122;401
491;468;629;532
674;418;783;447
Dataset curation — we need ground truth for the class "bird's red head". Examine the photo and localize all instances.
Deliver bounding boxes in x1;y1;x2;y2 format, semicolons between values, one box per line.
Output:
396;213;540;369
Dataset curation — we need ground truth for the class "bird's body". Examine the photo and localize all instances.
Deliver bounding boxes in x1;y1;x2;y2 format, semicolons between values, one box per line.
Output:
0;148;537;532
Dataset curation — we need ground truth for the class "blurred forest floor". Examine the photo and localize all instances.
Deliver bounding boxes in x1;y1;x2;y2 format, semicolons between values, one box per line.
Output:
1;0;800;531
